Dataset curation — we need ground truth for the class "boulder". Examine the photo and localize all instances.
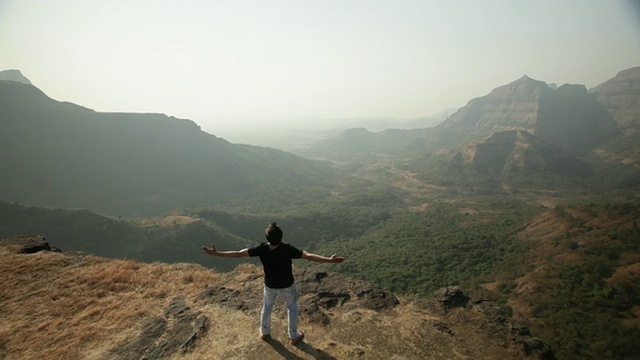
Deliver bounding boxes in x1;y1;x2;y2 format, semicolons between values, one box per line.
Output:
0;235;52;253
434;286;469;309
111;296;208;360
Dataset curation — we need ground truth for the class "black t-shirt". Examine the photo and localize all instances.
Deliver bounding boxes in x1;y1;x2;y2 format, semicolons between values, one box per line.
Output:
248;242;303;289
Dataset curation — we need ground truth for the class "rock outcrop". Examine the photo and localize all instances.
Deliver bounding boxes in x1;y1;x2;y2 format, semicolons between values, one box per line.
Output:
195;268;400;328
0;235;53;253
111;296;209;360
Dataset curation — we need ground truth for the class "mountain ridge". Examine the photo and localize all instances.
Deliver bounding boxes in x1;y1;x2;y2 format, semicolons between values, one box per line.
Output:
0;79;339;215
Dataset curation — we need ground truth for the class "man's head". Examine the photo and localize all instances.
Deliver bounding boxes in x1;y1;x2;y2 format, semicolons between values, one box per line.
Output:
265;222;283;245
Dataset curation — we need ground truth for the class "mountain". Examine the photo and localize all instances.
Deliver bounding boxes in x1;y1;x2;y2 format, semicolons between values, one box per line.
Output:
439;76;549;138
438;75;618;154
301;74;623;161
0;69;33;85
0;235;555;360
0;79;339;215
298;67;640;197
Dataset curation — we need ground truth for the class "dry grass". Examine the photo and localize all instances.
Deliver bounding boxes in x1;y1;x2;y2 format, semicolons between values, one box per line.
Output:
0;245;532;360
0;246;217;359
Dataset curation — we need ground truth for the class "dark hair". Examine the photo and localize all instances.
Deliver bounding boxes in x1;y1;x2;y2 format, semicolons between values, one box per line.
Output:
265;222;283;245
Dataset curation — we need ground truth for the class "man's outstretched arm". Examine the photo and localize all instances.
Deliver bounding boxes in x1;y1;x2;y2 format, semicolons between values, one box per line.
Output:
302;251;345;263
202;244;249;258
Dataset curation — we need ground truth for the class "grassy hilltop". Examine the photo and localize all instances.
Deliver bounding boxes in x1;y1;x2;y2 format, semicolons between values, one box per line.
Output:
0;236;552;360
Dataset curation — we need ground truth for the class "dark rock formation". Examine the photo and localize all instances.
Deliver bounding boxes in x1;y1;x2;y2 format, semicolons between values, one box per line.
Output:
0;235;52;253
296;270;399;311
111;296;208;360
194;268;399;328
195;285;253;310
434;286;470;309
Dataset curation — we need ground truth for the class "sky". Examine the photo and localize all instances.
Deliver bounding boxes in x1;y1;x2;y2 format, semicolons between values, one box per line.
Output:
1;0;640;140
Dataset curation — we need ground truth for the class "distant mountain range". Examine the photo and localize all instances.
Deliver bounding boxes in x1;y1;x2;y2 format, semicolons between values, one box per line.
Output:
2;67;639;213
298;66;640;193
0;70;338;215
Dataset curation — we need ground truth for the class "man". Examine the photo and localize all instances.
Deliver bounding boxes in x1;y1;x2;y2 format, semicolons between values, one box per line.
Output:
201;222;345;345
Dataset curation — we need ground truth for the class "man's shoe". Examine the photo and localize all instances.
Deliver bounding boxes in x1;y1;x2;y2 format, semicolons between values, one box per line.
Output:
291;332;304;345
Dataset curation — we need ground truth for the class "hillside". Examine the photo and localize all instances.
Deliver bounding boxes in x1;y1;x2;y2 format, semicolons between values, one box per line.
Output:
0;199;396;272
0;79;339;215
440;130;593;192
0;200;258;271
508;203;640;359
313;200;640;359
0;235;554;360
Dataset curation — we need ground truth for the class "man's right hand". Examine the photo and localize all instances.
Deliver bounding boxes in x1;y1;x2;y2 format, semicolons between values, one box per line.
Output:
202;244;218;256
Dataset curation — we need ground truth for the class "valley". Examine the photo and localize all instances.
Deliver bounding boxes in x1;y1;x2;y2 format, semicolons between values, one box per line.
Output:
1;66;640;359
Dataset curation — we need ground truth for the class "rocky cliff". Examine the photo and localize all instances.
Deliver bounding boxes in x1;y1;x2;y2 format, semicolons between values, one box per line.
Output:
438;76;551;141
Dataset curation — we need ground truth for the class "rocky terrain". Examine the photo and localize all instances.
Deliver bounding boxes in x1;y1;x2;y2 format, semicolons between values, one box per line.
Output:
0;236;555;360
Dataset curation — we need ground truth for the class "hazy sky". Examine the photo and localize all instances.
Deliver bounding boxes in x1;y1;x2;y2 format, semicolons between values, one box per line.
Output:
1;0;639;136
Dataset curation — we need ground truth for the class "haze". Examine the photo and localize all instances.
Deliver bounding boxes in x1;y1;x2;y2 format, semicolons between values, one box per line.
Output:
1;0;639;145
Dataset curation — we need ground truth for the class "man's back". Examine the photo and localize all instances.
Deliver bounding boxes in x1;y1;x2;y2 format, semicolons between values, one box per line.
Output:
249;242;303;288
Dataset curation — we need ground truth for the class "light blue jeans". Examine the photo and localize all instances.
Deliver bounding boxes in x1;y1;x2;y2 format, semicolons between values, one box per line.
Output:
260;284;298;339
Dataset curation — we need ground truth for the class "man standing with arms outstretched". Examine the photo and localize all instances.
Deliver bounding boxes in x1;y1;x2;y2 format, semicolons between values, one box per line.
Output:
202;222;346;345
